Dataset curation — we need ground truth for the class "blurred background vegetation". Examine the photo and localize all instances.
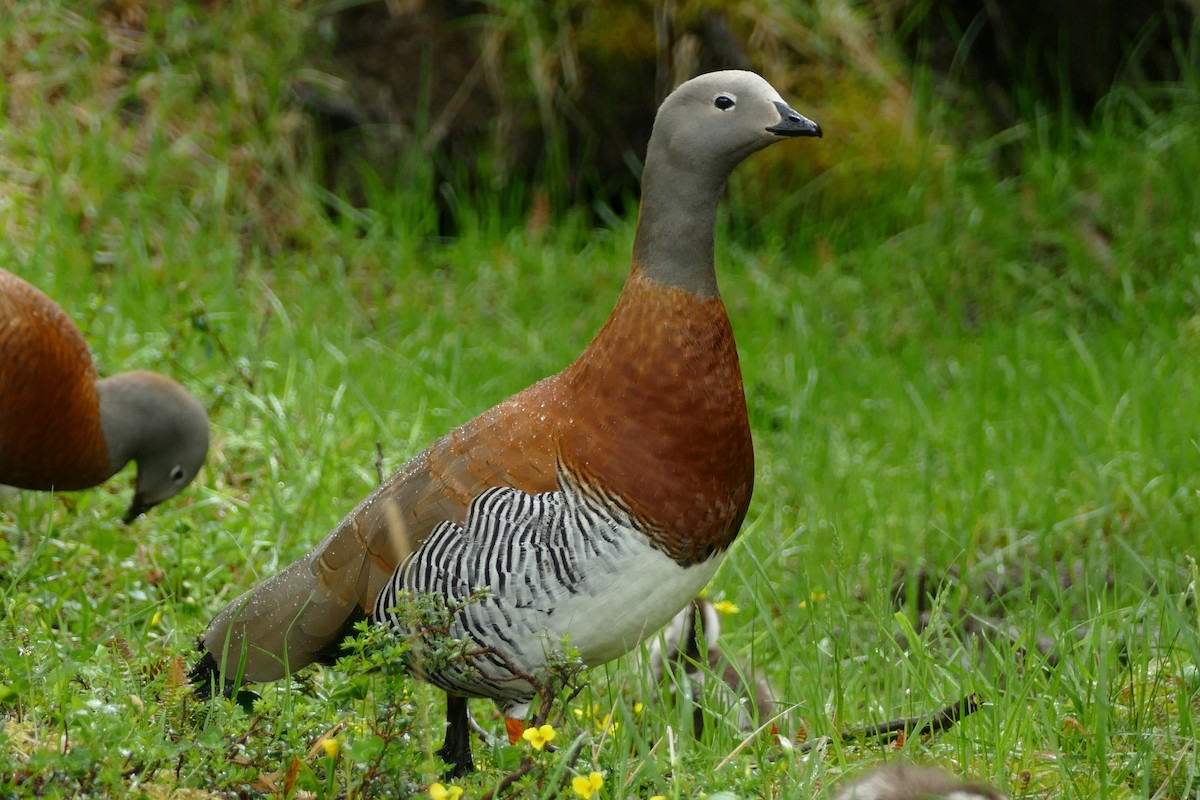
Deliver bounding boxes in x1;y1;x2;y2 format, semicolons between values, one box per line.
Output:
5;0;1196;243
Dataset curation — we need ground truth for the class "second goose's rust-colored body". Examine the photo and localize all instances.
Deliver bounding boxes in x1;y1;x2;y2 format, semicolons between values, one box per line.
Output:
0;271;111;490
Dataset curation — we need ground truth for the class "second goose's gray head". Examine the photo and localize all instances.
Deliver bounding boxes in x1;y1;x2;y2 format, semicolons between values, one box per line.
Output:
97;370;210;523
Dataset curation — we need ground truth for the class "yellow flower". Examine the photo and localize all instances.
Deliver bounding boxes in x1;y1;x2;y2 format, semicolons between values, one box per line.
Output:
650;796;665;800
633;702;644;715
571;771;604;799
800;590;827;609
150;611;162;626
594;713;618;734
429;783;463;800
320;736;341;759
521;723;556;750
711;600;740;615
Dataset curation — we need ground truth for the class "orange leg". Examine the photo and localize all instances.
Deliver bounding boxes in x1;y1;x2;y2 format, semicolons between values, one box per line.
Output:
504;716;526;745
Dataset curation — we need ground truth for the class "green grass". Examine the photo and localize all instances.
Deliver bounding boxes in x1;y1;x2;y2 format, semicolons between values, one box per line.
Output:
3;2;1200;798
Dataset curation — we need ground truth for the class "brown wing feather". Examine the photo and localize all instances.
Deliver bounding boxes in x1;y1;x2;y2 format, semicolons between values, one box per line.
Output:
199;377;564;682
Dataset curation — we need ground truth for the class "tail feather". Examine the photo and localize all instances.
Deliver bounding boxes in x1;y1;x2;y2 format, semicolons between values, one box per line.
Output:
197;542;376;685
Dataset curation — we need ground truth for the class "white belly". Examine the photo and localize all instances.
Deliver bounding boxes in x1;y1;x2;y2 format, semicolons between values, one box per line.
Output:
547;535;723;666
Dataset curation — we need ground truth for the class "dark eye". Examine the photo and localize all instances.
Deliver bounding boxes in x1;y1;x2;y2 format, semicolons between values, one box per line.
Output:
170;465;186;483
714;94;735;110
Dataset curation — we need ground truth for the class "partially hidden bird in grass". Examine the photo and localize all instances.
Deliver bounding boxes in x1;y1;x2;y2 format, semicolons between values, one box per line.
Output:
831;764;1009;800
642;597;780;739
190;69;821;775
0;269;209;522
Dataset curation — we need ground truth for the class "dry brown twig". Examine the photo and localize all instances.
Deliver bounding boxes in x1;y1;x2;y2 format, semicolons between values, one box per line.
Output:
796;693;983;754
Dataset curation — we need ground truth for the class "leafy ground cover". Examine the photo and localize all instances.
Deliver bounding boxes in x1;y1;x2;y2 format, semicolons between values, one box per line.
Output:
1;2;1199;798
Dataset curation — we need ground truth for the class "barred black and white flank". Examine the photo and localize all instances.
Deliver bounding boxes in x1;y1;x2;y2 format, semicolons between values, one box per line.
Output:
374;467;724;720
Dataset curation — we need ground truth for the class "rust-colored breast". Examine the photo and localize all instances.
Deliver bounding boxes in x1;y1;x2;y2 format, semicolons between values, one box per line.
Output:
401;267;750;560
0;270;111;490
556;266;754;564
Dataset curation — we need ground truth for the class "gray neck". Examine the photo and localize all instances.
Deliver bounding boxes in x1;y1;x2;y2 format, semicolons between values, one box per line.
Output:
632;153;730;297
97;376;147;473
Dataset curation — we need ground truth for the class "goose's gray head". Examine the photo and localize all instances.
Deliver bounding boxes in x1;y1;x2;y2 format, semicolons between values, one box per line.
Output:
633;70;820;295
649;70;821;175
123;395;208;523
97;370;210;523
